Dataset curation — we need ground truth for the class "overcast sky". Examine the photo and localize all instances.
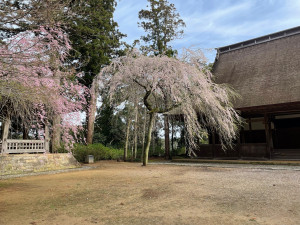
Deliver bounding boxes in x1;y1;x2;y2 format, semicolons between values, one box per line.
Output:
115;0;300;62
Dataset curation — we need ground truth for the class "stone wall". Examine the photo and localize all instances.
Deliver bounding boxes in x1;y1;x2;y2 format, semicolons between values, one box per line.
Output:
0;153;81;176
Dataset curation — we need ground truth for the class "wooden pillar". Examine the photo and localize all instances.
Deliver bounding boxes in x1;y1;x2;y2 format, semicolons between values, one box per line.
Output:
240;126;246;158
212;131;216;159
241;127;245;144
264;114;273;159
44;124;50;153
237;131;242;159
248;118;252;143
2;118;11;153
273;118;279;149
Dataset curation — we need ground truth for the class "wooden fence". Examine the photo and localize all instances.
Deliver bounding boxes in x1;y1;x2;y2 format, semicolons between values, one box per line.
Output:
1;139;49;154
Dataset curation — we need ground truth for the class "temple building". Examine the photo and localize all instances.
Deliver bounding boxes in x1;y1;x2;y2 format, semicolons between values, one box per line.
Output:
199;26;300;159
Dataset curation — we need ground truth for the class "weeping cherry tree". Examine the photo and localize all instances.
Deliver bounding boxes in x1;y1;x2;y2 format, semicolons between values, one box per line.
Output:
99;49;241;166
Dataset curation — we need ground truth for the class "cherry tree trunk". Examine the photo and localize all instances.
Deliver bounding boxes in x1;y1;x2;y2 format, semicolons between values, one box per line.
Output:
45;124;50;153
52;114;61;153
1;117;10;152
86;81;97;144
143;112;155;166
164;115;170;159
23;125;29;139
171;117;174;152
141;108;147;162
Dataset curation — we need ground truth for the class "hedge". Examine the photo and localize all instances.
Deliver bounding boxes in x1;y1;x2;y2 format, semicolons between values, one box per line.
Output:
72;143;124;162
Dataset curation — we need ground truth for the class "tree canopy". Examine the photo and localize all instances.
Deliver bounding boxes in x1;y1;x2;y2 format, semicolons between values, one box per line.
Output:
98;49;241;165
67;0;125;87
65;0;126;144
0;24;87;148
138;0;185;55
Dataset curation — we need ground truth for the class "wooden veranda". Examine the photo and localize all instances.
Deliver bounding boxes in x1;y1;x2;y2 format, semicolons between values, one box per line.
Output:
206;26;300;160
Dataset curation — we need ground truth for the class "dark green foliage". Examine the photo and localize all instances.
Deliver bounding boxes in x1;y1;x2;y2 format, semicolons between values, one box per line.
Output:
171;146;186;156
72;143;125;162
138;0;185;55
67;0;126;87
93;102;126;148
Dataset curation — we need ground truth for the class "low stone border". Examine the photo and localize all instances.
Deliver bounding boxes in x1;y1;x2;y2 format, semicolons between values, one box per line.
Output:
1;153;81;176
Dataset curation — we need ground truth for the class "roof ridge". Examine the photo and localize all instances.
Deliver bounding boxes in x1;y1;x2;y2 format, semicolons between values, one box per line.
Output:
217;26;300;54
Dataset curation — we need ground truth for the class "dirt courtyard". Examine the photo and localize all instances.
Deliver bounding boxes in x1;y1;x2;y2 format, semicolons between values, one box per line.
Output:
0;162;299;225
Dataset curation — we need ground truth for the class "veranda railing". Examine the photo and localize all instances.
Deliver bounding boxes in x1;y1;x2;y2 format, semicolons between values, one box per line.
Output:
1;139;49;154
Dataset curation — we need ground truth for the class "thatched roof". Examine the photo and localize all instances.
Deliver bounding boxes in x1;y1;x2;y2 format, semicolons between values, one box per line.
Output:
213;26;300;110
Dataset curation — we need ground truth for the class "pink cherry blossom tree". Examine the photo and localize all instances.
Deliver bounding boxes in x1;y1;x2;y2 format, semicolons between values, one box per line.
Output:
99;49;241;166
0;25;87;150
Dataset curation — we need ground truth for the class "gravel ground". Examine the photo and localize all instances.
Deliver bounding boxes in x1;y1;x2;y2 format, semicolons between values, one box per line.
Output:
151;161;300;171
0;161;299;225
0;165;93;180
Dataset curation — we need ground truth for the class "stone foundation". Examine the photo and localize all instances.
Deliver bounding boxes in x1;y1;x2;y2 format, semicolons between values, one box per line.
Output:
0;153;81;176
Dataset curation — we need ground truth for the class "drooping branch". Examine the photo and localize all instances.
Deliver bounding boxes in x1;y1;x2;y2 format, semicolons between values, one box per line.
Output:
98;49;241;165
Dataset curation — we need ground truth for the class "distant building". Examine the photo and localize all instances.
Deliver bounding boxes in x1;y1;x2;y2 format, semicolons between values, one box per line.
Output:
201;26;300;159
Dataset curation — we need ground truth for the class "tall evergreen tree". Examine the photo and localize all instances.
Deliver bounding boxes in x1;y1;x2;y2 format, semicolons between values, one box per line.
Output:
93;102;126;148
138;0;185;56
67;0;125;144
138;0;185;159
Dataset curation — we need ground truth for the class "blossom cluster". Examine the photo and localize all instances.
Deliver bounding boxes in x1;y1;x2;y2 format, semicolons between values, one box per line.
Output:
0;25;88;149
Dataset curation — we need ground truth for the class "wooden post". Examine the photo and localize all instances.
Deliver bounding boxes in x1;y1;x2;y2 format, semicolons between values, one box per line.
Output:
241;126;245;144
212;131;216;159
2;118;11;153
237;131;241;159
45;124;50;153
264;114;273;159
248;118;252;143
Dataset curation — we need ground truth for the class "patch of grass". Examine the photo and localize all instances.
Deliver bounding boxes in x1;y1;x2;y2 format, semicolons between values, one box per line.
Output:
0;182;12;189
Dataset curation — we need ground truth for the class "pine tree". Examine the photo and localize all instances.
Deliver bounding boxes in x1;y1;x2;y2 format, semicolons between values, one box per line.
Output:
138;0;185;56
66;0;126;144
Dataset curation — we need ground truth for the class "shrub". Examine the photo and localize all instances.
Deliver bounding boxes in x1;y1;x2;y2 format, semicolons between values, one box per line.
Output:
72;143;124;162
172;146;186;156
